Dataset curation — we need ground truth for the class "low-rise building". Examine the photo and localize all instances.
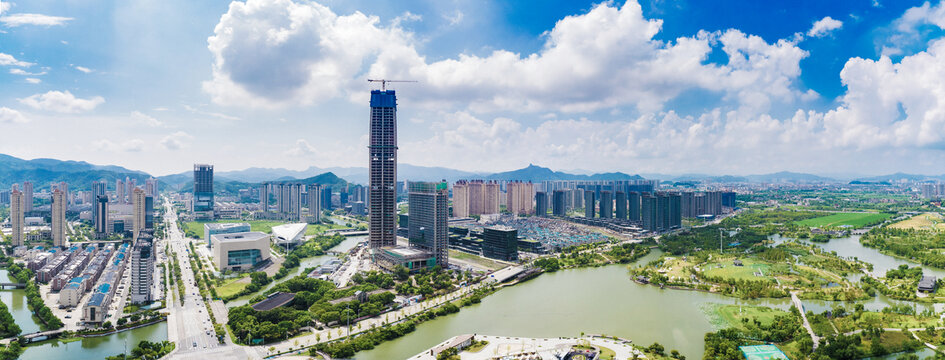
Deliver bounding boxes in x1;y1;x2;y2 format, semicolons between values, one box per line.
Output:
211;231;271;272
271;223;307;248
374;246;435;273
204;222;251;248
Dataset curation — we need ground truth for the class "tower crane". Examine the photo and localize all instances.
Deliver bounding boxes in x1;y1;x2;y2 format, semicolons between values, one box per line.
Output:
367;79;417;91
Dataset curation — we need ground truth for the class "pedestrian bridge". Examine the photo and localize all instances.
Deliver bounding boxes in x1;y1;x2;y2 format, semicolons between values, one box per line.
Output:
0;283;26;289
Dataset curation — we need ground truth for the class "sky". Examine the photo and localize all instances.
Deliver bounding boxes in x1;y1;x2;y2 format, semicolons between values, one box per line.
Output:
1;0;945;177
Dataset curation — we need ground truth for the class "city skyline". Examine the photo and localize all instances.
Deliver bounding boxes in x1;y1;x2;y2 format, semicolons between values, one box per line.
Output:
1;0;945;176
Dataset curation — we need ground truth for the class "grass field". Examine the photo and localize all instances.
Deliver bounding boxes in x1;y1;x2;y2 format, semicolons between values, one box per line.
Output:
795;212;893;229
716;305;790;330
215;277;249;298
182;220;346;239
703;258;777;281
448;250;507;271
889;212;945;231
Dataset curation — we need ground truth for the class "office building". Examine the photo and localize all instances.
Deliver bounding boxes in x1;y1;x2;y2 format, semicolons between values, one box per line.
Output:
130;234;153;304
51;189;66;247
211;232;271;271
94;195;109;238
535;192;548;217
321;186;333;210
584;190;596;218
204;222;251;248
193;164;214;220
482;226;518;261
10;187;24;247
306;184;321;223
599;190;613;219
23;181;33;212
132;188;146;241
506;181;534;216
615;191;627;220
368;89;398;249
92;181;106;224
407;181;449;268
552;190;567;216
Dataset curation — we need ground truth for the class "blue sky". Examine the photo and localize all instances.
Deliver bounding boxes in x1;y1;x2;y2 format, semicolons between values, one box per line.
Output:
1;0;945;176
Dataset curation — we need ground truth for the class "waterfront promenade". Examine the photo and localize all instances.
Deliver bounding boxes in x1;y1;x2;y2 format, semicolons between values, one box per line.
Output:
410;334;646;360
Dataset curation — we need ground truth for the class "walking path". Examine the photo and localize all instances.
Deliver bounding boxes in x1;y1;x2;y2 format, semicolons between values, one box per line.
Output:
791;291;820;350
410;334;645;360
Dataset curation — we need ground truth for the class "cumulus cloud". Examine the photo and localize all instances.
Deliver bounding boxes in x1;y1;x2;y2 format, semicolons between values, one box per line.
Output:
160;131;192;150
807;16;843;38
0;107;29;123
131;111;163;127
285;139;318;156
19;90;104;113
0;2;11;15
0;53;32;67
0;13;73;27
74;65;92;73
204;0;810;114
24;78;40;84
93;139;144;153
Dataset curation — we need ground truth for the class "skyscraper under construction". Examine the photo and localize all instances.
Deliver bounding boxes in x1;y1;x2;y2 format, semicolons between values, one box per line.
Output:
368;90;398;249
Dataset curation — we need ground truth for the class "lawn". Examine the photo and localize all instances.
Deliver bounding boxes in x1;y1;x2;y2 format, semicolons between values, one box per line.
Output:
183;220;346;239
448;250;507;271
889;212;945;231
795;212;893;229
716;305;790;330
703;258;778;281
215;277;249;298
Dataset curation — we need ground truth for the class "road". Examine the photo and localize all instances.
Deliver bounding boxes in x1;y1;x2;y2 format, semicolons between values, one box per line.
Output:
791;291;820;350
162;199;230;356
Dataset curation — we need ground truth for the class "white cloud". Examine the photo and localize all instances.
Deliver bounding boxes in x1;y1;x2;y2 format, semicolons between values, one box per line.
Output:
93;139;144;153
205;0;810;115
19;90;105;113
0;53;32;67
74;65;92;73
182;104;240;120
442;10;463;26
0;13;73;27
24;77;40;84
9;68;46;76
131;111;163;127
0;107;29;123
392;11;421;27
160;131;192;150
807;16;843;38
285;139;318;156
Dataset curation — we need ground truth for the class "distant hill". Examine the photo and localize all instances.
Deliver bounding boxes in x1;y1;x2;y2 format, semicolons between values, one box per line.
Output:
0;154;153;191
176;172;348;194
853;173;945;182
745;171;834;183
485;164;644;182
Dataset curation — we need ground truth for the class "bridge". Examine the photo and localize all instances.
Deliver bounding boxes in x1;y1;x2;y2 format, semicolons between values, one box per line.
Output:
0;329;65;345
0;283;26;289
324;229;368;236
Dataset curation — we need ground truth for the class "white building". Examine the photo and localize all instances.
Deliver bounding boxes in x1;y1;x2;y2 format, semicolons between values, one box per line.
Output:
211;232;271;272
272;223;307;247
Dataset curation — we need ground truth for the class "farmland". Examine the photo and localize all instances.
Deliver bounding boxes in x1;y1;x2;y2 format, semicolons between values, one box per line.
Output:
794;212;893;229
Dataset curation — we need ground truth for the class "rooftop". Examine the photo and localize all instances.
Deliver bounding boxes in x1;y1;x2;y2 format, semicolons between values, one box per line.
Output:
212;231;269;242
205;222;251;231
252;292;296;311
272;223;308;243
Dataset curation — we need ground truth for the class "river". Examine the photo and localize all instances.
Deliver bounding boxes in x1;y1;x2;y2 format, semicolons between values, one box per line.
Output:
227;235;367;307
0;270;42;334
19;322;168;360
356;233;945;359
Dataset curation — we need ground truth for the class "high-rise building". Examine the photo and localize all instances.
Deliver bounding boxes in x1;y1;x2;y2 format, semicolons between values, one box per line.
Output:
321;186;333;210
599;190;613;219
130;234;153;304
407;181;449;268
132;188;147;241
552;190;567;216
307;184;321;223
452;180;501;217
721;191;736;209
615;191;627;220
288;183;302;221
145;195;154;230
584;190;596;218
59;181;71;206
145;177;159;198
51;189;66;247
10;187;24;247
482;226;518;261
506;181;535;215
23;181;33;212
535;192;548;217
368;90;398;249
485;182;500;214
94;195;109;238
629;191;641;222
193;164;214;220
259;183;269;212
641;193;658;232
116;179;124;203
92;181;106;224
0;190;9;205
452;181;469;218
126;177;136;204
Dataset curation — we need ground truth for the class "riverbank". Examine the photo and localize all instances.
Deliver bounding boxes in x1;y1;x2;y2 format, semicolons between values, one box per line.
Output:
410;334;654;360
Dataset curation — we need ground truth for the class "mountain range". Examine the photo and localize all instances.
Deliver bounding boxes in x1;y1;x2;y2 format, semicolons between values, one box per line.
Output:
1;153;944;192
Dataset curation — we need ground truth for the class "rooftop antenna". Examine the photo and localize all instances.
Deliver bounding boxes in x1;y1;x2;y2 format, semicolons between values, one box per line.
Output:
367;79;417;91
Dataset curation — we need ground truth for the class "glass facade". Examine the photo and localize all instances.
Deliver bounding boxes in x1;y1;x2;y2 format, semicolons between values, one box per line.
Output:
227;249;261;267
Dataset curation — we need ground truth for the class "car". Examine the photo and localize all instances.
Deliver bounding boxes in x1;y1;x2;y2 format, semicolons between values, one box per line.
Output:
65;315;71;319
193;341;197;348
